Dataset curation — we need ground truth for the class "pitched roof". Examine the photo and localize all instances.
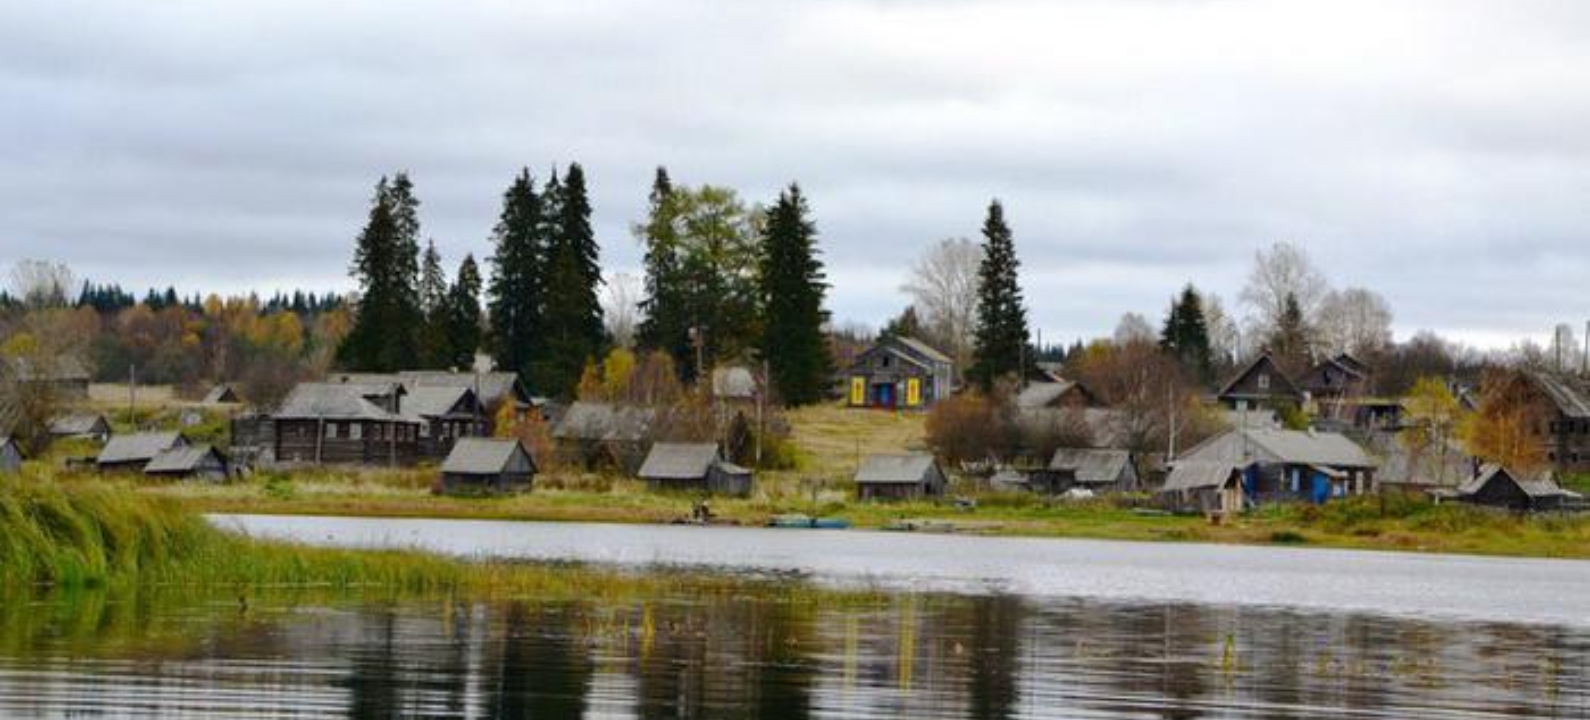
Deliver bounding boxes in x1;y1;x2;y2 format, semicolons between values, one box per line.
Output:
1458;464;1580;499
144;444;223;474
202;384;241;404
1015;380;1095;410
1217;353;1301;400
638;442;719;480
400;385;476;419
1047;448;1133;484
1161;461;1244;492
5;355;90;382
98;431;185;465
441;438;533;475
855;453;939;484
339;371;528;406
49;413;109;436
275;383;416;422
1177;427;1378;469
892;336;953;365
1017;407;1130;449
1527;372;1590;419
551;402;654;442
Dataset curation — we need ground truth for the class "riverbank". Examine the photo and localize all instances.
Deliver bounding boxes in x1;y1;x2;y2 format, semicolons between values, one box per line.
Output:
134;469;1590;560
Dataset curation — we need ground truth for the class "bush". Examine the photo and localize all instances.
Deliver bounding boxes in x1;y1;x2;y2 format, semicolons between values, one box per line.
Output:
925;389;1017;464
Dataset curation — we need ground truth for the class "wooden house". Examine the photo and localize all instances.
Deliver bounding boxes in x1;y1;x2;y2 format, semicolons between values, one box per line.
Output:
854;453;947;501
1015;379;1101;411
845;336;953;410
1033;448;1138;494
97;431;187;473
438;437;536;495
271;382;420;466
1518;371;1590;474
1300;354;1372;421
636;442;753;497
144;444;229;482
1172;427;1378;504
6;356;91;401
48;413;111;443
551;401;656;471
402;385;486;460
1159;461;1249;515
1216;352;1302;412
336;370;534;431
1447;465;1581;513
0;436;22;474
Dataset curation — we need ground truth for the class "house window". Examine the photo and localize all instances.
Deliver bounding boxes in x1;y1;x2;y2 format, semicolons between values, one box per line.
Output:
419;423;430;439
350;423;362;440
1257;374;1270;390
324;423;337;439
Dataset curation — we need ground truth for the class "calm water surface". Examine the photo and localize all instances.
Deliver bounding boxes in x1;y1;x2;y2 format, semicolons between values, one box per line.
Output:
0;514;1586;719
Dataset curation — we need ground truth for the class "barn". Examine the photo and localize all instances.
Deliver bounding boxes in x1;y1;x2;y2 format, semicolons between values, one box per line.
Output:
854;453;947;501
438;437;536;495
144;444;229;482
636;442;753;497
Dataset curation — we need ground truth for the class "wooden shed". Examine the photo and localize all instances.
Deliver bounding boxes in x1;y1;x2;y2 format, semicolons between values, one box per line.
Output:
854;453;947;501
1034;448;1138;494
1450;465;1581;513
438;437;536;495
49;413;111;443
144;444;229;482
1160;461;1249;515
636;442;753;497
97;431;188;473
551;401;655;471
202;384;243;405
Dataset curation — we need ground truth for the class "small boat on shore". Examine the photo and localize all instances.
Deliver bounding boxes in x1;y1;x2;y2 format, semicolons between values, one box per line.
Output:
883;518;1005;534
769;514;851;529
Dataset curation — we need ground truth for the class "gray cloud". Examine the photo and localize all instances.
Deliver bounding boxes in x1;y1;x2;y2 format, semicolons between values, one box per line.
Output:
3;0;1588;348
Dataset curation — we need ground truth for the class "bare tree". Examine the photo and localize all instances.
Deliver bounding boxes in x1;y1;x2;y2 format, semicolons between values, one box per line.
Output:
1112;312;1155;346
1239;241;1328;343
901;237;983;367
602;271;643;349
1316;287;1393;357
7;260;76;309
1201;292;1241;371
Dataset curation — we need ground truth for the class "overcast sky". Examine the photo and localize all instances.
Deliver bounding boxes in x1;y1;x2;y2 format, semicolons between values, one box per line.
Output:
3;0;1587;348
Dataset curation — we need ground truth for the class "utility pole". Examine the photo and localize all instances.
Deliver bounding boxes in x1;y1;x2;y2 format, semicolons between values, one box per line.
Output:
127;364;136;429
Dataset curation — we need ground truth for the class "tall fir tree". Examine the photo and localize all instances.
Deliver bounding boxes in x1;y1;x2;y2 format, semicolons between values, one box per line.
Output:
635;167;691;372
486;169;546;386
537;162;606;398
758;183;832;406
967;199;1031;391
443;254;483;371
337;176;423;371
1269;291;1313;376
1159;284;1213;382
417;239;450;368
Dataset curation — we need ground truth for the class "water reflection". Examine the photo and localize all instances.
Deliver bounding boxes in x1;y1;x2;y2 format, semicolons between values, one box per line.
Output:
0;577;1587;719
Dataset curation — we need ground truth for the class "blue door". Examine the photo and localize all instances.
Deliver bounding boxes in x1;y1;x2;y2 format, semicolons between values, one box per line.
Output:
874;383;895;408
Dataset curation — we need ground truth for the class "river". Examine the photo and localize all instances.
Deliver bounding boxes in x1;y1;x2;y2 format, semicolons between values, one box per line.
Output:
0;514;1586;718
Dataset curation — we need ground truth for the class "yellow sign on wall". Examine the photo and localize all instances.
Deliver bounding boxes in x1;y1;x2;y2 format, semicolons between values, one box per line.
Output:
849;377;866;406
906;378;922;407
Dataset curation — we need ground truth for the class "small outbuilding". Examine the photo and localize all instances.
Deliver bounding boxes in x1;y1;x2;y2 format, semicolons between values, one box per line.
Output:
854;453;947;501
438;437;536;495
144;444;229;482
0;436;23;474
1034;448;1138;494
1160;461;1250;515
202;384;243;405
49;413;112;443
97;431;188;473
636;442;753;496
1449;465;1581;513
551;401;656;471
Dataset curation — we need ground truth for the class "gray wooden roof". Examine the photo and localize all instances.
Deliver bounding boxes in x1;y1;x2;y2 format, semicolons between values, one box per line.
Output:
144;444;222;474
855;453;939;484
1017;407;1130;449
49;413;109;436
1047;448;1133;484
1217;352;1301;400
441;438;533;475
201;384;241;404
1528;372;1590;419
1458;464;1580;499
638;442;720;480
401;385;477;419
98;431;185;465
1161;461;1244;492
5;355;90;382
337;371;527;406
275;383;415;422
1016;380;1089;410
1177;427;1377;470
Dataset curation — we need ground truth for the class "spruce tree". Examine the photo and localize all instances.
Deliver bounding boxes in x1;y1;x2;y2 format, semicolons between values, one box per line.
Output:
1159;284;1212;382
758;183;832;406
417;239;450;368
968;200;1031;391
636;167;691;371
444;254;483;371
1270;292;1313;375
337;176;423;371
538;162;606;398
486;169;546;386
